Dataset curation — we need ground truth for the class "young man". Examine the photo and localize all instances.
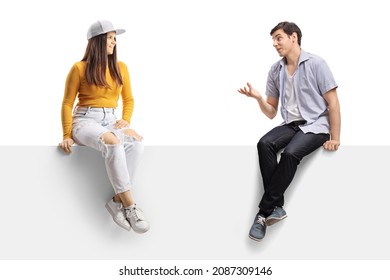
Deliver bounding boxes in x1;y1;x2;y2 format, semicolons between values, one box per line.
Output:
238;21;341;241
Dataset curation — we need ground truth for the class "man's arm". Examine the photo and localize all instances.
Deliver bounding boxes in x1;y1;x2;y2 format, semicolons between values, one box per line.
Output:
323;88;341;151
238;82;279;119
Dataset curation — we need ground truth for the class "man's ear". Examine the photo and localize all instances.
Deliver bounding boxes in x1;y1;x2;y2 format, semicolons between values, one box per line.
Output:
292;32;298;43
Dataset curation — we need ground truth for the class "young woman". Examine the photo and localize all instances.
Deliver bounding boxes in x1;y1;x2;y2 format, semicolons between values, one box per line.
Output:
59;20;150;234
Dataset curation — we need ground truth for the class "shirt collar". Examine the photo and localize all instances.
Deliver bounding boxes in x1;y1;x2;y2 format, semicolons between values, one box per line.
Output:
278;49;310;68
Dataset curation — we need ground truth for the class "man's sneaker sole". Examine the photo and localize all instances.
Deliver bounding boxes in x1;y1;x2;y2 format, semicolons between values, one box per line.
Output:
248;234;264;242
105;203;131;231
265;215;287;226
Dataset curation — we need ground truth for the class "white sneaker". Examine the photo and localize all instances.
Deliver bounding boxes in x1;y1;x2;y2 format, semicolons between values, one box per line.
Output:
125;204;150;233
105;199;131;231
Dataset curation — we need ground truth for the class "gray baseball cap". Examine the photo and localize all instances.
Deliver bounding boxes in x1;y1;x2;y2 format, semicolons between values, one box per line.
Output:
87;20;125;40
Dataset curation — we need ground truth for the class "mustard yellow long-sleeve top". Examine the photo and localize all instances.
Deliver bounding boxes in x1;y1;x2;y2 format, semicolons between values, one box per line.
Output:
61;61;134;139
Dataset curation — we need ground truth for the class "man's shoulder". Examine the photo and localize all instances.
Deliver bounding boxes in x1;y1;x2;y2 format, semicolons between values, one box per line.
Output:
269;59;283;75
303;51;327;65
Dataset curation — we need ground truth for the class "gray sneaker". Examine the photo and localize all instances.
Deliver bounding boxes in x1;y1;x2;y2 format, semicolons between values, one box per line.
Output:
249;214;267;241
105;199;131;231
125;204;150;234
265;206;287;226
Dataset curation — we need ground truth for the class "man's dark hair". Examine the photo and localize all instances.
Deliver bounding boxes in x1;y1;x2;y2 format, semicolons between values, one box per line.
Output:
270;21;302;46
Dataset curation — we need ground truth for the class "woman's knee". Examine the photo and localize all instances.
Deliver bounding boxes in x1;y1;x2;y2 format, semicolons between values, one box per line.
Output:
123;133;144;155
123;129;143;142
100;132;120;145
133;139;144;154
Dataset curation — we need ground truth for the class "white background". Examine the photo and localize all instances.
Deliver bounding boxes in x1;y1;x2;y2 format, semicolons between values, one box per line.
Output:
1;2;389;278
0;0;388;146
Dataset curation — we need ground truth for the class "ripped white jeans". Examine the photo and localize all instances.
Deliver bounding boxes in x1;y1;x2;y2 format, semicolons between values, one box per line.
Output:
72;106;144;194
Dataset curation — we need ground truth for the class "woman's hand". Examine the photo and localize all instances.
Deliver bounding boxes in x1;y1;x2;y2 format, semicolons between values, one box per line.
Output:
59;138;74;153
125;129;143;141
115;119;130;129
115;120;143;141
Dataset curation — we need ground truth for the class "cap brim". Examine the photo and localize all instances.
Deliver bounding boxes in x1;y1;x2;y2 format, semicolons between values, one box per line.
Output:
115;29;125;35
87;28;126;40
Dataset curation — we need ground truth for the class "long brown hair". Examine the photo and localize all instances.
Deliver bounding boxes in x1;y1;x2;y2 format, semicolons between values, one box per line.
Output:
82;33;123;87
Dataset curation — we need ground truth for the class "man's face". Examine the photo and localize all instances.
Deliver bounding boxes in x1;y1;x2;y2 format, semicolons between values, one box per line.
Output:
271;29;295;57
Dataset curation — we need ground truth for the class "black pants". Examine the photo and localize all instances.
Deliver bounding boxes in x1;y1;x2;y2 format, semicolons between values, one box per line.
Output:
257;121;329;217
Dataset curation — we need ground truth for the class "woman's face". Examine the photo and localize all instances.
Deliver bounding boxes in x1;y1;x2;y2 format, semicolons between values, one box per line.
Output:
106;31;117;55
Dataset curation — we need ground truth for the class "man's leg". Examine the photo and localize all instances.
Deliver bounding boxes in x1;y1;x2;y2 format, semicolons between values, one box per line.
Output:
250;124;297;241
259;130;329;217
257;125;298;193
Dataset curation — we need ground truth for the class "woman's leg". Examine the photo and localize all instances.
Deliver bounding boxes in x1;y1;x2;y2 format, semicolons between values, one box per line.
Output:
114;191;134;208
110;128;143;206
107;129;149;233
99;131;132;194
73;110;149;232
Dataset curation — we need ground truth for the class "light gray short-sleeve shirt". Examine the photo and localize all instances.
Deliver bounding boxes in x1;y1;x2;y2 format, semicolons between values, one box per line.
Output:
265;49;338;134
